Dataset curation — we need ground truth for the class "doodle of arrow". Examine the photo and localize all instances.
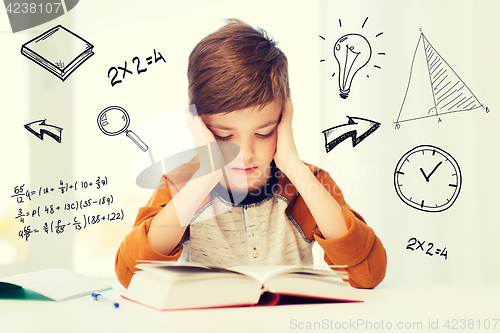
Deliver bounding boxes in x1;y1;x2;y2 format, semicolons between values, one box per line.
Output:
24;119;63;143
322;116;380;153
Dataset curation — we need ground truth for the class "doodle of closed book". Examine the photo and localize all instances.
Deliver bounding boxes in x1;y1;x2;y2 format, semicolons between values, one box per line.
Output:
122;262;366;310
21;25;94;81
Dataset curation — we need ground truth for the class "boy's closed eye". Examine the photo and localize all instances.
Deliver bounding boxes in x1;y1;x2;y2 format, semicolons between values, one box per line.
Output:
212;128;276;141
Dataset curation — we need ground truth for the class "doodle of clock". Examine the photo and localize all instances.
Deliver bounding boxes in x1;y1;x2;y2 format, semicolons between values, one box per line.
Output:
394;145;462;212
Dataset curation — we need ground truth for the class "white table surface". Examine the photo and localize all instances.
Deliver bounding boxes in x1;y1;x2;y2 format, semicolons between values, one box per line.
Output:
1;282;499;333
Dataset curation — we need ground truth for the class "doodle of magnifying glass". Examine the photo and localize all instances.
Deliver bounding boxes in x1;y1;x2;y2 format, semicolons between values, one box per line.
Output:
97;106;149;152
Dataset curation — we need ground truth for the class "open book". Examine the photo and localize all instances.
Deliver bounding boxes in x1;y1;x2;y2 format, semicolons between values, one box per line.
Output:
122;262;365;311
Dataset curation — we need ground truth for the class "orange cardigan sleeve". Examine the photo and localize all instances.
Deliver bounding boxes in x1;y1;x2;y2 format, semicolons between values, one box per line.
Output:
114;175;186;288
285;166;387;289
313;168;386;289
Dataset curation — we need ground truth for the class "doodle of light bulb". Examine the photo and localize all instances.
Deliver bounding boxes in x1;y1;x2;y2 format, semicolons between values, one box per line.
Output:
333;33;372;99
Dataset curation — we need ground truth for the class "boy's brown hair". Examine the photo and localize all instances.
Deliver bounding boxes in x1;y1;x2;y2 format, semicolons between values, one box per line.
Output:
188;18;290;115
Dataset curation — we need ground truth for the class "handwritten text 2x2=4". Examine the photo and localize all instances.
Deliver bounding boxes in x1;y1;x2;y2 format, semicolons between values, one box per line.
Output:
108;49;166;87
406;237;448;260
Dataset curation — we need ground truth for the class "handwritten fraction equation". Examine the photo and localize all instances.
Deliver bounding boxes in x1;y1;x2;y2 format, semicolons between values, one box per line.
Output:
11;176;124;241
18;210;124;241
107;48;166;87
11;176;108;204
15;195;114;223
406;237;448;260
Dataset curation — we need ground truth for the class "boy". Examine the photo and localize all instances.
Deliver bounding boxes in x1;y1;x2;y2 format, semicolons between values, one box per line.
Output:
115;19;386;289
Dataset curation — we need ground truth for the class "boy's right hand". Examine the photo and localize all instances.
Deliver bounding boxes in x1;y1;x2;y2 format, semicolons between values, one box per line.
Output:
185;105;225;176
185;105;216;147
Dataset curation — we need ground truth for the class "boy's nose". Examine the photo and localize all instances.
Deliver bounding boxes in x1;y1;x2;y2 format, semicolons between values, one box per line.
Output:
237;139;254;162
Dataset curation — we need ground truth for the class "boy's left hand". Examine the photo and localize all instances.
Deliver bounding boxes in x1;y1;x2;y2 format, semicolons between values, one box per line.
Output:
274;96;301;172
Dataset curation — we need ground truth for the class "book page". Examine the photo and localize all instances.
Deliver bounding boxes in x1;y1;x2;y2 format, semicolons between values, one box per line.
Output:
136;262;247;282
229;265;349;284
228;265;307;284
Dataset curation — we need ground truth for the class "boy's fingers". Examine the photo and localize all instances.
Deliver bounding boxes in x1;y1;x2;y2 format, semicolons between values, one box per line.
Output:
286;96;294;116
281;103;293;123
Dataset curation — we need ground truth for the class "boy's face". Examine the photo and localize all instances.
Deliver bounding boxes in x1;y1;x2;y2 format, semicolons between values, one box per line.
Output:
202;101;281;194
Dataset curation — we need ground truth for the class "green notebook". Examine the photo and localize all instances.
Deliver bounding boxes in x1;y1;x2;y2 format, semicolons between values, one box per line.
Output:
0;268;111;301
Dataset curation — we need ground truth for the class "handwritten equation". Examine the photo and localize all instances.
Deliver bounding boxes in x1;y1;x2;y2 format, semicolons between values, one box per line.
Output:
11;176;124;241
11;176;108;203
18;210;124;241
15;195;114;222
107;48;166;87
406;237;448;260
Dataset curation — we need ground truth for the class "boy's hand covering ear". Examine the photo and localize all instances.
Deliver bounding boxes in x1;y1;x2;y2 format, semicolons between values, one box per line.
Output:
274;96;301;171
185;105;216;148
185;105;225;173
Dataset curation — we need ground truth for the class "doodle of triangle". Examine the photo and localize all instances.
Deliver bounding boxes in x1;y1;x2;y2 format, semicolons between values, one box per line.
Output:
394;34;436;124
422;35;483;114
395;33;484;126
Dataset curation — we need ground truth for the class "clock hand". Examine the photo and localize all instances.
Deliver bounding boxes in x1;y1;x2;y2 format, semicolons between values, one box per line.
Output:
426;161;443;181
419;168;429;182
